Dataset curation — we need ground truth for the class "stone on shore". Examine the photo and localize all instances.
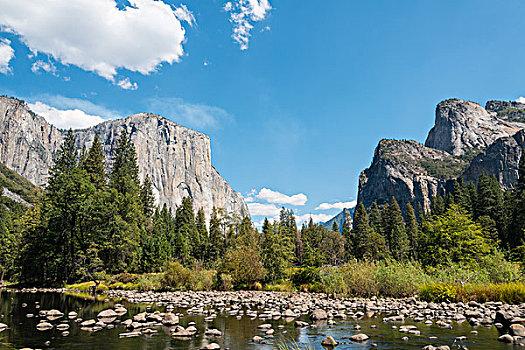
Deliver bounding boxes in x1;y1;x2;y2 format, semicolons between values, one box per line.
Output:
321;336;338;347
350;333;369;342
310;309;328;320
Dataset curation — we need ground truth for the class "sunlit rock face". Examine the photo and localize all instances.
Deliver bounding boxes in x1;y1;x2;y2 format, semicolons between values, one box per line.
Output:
0;96;249;219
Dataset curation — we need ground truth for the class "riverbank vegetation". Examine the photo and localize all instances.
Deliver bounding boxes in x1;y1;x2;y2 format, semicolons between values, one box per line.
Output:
0;130;524;303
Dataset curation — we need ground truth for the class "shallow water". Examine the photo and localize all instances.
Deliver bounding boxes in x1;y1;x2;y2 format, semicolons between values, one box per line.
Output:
0;291;511;350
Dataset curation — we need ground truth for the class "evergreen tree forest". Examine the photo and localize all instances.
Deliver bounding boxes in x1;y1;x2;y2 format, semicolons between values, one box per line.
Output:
0;131;523;292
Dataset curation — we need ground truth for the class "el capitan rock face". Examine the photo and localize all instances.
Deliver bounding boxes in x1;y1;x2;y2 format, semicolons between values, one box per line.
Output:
358;98;525;213
0;96;249;218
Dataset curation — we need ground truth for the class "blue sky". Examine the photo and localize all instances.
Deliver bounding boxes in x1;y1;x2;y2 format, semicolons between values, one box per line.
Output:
1;0;525;225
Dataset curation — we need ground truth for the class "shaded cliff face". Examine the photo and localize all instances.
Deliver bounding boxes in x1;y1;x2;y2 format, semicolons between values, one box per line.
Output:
357;139;465;212
0;96;249;218
425;99;524;156
358;99;525;212
462;130;525;188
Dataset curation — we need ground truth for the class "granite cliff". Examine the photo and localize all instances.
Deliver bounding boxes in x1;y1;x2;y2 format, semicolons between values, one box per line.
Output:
0;96;249;218
358;98;525;213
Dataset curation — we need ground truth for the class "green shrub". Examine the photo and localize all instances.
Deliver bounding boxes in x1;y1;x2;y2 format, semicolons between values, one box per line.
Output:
136;274;161;291
219;246;266;288
319;267;347;295
476;252;521;283
419;283;457;302
375;260;428;297
66;281;109;292
161;262;190;290
455;282;525;304
291;267;321;287
419;282;525;304
187;269;216;291
217;273;233;291
264;280;294;292
337;261;378;297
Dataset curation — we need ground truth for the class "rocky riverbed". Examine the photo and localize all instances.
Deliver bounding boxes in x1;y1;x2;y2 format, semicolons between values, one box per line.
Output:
0;288;523;349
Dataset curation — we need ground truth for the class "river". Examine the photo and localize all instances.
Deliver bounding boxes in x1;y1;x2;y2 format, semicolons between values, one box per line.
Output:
0;290;512;350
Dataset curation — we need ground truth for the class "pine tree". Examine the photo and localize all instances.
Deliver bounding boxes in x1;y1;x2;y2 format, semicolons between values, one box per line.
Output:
206;207;224;265
140;175;155;218
37;130;100;282
385;197;409;261
174;196;198;264
417;202;425;221
110;130;140;194
104;129;143;272
476;173;505;238
331;221;339;232
352;203;373;259
507;150;525;252
453;177;471;210
50;129;78;177
279;208;298;264
82;133;106;189
262;219;292;281
444;193;455;209
195;208;208;261
431;195;445;216
369;202;384;238
301;219;325;266
405;203;419;259
0;196;17;281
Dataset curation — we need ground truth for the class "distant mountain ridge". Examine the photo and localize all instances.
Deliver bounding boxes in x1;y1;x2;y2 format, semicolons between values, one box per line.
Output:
0;96;249;218
322;207;354;232
357;98;525;213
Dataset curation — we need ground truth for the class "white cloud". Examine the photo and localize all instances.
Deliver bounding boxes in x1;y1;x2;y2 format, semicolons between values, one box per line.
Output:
0;0;191;82
31;60;57;75
255;188;307;206
296;213;334;224
147;97;233;130
516;97;525;104
28;94;121;120
174;4;195;26
28;101;106;130
224;0;272;50
244;189;257;202
315;200;357;211
117;77;138;91
0;38;14;74
247;202;281;216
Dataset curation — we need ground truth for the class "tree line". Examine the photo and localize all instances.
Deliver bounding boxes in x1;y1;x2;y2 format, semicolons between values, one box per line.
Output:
0;130;523;287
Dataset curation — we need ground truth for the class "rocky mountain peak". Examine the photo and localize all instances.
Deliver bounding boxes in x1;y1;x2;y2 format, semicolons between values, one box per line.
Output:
358;97;525;214
425;98;523;155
